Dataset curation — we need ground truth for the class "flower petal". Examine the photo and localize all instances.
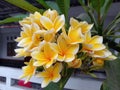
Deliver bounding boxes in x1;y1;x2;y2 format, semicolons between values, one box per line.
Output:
45;59;55;68
52;74;61;82
36;71;49;78
65;54;75;62
17;37;31;47
34;61;46;66
93;49;111;58
54;15;65;32
92;44;105;51
70;18;79;28
44;43;58;60
57;35;68;52
54;63;62;73
44;30;55;42
40;16;53;30
66;44;79;54
41;78;51;88
90;36;103;44
68;27;84;44
57;55;65;62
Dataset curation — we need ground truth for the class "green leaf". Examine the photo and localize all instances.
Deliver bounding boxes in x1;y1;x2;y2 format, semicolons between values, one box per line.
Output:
89;0;105;13
100;81;109;90
46;1;61;13
101;0;113;18
101;59;120;90
56;0;70;23
0;15;27;25
36;0;50;9
5;0;43;13
105;12;120;35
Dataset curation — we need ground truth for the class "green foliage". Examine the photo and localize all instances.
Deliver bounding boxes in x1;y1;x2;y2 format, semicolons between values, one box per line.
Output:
46;1;61;13
0;15;27;25
36;0;50;9
56;0;70;23
5;0;43;13
101;59;120;90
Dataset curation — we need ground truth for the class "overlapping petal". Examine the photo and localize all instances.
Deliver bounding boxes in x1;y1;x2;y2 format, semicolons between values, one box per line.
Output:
19;59;36;83
83;31;105;52
31;43;58;68
40;14;65;33
36;63;62;88
57;35;79;62
14;48;30;57
70;18;93;34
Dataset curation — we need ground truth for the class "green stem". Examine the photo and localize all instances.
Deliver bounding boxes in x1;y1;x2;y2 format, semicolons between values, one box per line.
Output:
60;68;74;89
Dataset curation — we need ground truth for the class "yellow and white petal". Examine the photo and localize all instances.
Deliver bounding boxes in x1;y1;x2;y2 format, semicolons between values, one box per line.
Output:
80;22;93;33
14;48;30;57
70;18;79;28
66;44;79;54
54;63;62;73
57;55;65;62
52;74;61;82
106;55;117;60
90;36;103;44
92;44;105;51
44;30;55;42
31;51;45;60
41;78;51;88
85;31;91;42
93;49;111;58
68;27;84;44
44;43;58;60
54;15;65;32
65;54;75;62
68;59;82;68
43;9;58;22
57;35;68;52
36;71;49;78
34;61;46;66
93;58;104;66
40;16;53;30
17;37;31;47
45;59;55;68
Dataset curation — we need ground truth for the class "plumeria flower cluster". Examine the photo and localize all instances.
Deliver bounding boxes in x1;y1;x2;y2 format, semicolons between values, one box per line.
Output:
15;9;116;88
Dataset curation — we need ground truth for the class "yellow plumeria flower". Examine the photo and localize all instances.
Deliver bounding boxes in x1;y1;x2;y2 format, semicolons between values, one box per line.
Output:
56;35;79;62
82;31;105;52
92;49;117;60
31;43;58;68
93;58;104;66
19;12;43;29
40;14;65;33
68;59;82;68
14;48;30;57
43;9;58;22
16;23;41;50
19;59;36;84
105;55;117;60
93;51;117;66
92;49;112;58
36;63;62;88
70;18;93;34
62;27;84;44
